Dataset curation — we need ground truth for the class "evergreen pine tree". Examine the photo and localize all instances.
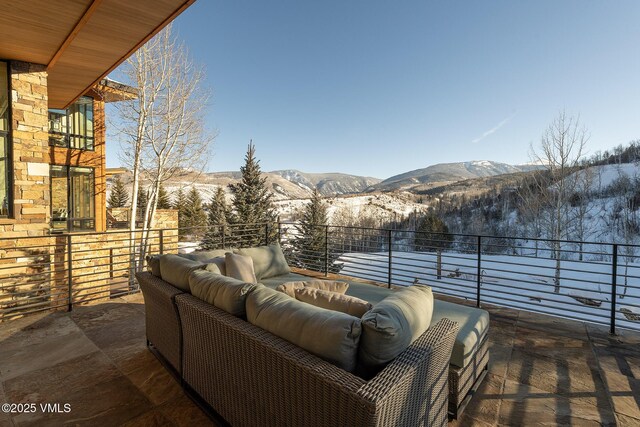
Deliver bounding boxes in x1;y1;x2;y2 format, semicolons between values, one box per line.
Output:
202;187;230;249
173;188;188;239
107;175;129;208
414;213;453;252
156;184;172;209
182;187;208;240
135;187;149;222
290;189;341;273
136;187;149;211
229;142;278;246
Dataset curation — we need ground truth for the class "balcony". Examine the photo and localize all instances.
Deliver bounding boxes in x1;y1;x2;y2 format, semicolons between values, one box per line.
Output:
1;224;639;425
1;290;638;425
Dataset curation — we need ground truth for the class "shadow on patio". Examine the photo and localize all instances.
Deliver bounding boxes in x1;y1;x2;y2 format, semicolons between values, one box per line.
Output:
0;293;639;426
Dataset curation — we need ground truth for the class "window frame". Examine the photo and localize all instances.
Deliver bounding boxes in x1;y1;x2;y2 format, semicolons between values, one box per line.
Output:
50;165;96;232
0;60;12;219
48;96;95;151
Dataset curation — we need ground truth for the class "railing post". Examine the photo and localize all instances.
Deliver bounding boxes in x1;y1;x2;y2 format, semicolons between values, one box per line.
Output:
159;229;164;254
324;225;329;277
610;243;618;335
476;235;482;308
388;229;393;289
109;248;114;279
67;234;73;312
437;250;442;280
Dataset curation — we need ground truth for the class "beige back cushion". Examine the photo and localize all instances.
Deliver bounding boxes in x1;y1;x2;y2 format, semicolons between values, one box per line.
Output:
294;287;372;318
246;286;362;372
189;270;257;317
146;255;161;277
183;249;231;263
358;285;434;376
225;253;257;283
159;254;206;292
235;244;290;280
276;280;349;298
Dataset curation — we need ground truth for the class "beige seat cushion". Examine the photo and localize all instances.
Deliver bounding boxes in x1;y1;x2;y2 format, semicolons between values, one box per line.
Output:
276;280;349;298
235;244;290;280
295;287;372;318
225;253;257;283
189;270;258;317
358;285;434;376
159;254;206;292
431;300;489;368
246;286;362;372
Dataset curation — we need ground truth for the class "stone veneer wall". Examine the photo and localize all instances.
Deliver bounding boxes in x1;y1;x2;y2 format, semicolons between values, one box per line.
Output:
1;208;179;321
0;62;52;320
0;61;49;237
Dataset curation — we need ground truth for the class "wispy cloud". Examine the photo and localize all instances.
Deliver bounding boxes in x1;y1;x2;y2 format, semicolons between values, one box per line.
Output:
471;112;517;144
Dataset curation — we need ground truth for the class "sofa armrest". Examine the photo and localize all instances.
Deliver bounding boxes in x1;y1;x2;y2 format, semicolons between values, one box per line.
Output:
136;272;184;373
356;318;459;427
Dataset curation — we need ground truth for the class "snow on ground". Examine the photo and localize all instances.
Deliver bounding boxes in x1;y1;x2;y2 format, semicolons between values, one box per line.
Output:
337;250;640;331
571;162;640;192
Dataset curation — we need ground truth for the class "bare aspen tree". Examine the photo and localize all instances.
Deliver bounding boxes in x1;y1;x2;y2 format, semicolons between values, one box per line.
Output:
109;31;160;282
571;166;595;261
516;172;545;256
111;24;213;272
137;28;213;265
529;112;588;293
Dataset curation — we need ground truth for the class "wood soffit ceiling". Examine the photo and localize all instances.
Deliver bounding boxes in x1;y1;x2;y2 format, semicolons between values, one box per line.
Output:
0;0;195;109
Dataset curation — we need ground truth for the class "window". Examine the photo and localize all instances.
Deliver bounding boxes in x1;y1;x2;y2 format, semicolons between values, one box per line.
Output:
51;165;95;231
0;61;11;218
48;96;94;150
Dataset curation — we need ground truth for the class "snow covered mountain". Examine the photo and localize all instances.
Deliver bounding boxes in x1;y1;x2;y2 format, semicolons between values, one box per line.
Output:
107;168;382;203
369;161;542;192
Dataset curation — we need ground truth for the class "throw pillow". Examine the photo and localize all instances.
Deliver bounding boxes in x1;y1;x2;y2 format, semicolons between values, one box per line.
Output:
225;252;257;283
358;285;434;377
159;254;206;292
189;270;258;317
235;244;290;280
205;256;226;276
276;280;349;298
294;287;372;318
246;286;362;372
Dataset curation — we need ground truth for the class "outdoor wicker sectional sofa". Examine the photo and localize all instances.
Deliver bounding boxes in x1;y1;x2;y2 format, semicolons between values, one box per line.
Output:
137;245;489;426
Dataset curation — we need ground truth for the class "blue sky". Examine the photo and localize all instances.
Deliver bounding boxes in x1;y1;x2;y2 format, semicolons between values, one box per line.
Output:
106;0;640;179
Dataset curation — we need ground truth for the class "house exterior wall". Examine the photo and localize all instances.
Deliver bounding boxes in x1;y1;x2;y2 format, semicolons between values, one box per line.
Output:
0;61;127;319
0;63;108;236
47;88;107;232
0;61;49;237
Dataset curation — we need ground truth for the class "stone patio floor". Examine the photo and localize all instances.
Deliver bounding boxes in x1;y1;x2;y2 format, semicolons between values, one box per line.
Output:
0;293;639;426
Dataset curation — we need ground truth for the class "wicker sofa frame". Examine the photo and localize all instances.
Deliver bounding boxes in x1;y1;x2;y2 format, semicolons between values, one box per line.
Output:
137;272;460;426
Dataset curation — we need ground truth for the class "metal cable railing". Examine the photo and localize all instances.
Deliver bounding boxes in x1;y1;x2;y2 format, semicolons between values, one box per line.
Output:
0;222;275;321
278;222;640;334
2;221;639;334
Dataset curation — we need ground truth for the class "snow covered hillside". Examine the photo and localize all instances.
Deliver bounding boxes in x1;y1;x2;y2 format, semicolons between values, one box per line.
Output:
275;192;430;222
